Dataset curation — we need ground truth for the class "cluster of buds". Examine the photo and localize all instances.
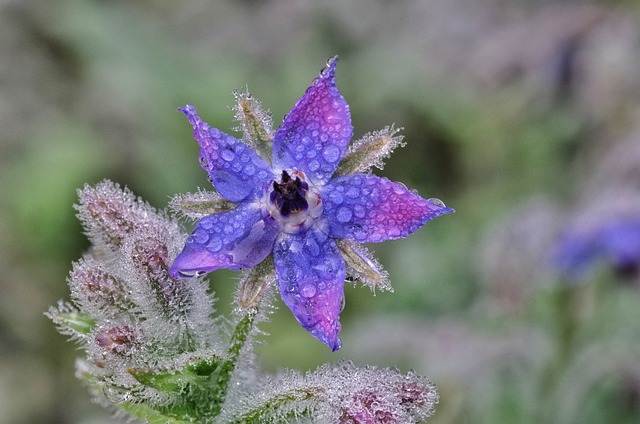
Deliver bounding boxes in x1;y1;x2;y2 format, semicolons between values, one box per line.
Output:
48;180;439;423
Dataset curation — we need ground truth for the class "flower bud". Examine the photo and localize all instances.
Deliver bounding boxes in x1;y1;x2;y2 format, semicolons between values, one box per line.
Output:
76;180;166;249
69;260;129;314
96;325;137;354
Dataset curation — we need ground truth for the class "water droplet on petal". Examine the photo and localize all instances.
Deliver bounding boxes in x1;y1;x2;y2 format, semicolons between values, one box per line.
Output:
333;337;342;351
336;206;352;223
300;283;317;298
329;191;343;205
221;149;236;162
428;198;446;208
179;270;205;278
322;145;341;163
207;236;222;252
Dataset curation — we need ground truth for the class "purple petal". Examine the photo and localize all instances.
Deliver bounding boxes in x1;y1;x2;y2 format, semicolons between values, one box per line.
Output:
273;228;346;351
169;206;277;278
552;230;598;280
554;218;640;280
180;105;274;202
601;219;640;270
272;57;353;184
323;174;454;243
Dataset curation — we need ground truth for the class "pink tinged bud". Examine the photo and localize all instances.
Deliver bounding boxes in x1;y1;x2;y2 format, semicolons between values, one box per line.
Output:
340;391;399;424
96;325;137;354
333;363;438;424
76;180;167;249
70;261;128;312
131;237;170;281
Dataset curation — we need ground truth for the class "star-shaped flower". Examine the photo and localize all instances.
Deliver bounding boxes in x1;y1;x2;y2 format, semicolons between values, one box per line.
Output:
170;57;453;350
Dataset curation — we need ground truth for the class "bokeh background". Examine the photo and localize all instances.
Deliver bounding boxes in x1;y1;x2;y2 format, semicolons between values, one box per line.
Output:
2;0;640;423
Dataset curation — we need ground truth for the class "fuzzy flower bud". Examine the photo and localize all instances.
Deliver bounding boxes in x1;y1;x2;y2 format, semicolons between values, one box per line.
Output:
69;260;129;314
75;180;169;249
131;237;171;282
96;325;138;355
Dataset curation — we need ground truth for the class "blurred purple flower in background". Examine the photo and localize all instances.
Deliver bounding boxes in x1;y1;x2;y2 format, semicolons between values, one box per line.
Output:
553;132;640;284
170;57;453;350
554;207;640;282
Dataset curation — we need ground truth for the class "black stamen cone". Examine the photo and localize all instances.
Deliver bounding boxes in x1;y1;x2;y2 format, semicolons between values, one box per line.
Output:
271;171;309;217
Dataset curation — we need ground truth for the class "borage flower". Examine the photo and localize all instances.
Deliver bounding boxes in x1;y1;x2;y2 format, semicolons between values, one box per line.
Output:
170;57;453;350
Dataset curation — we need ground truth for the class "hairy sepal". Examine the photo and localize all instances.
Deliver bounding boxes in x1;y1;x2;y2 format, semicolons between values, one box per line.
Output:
335;125;405;176
233;88;274;163
169;190;236;221
337;239;392;293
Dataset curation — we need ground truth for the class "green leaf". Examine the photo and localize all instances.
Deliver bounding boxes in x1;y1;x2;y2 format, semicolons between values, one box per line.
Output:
120;402;194;424
129;356;222;393
56;312;97;335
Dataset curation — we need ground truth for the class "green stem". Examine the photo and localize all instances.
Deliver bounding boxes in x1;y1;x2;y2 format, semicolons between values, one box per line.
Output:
538;284;580;422
210;308;257;417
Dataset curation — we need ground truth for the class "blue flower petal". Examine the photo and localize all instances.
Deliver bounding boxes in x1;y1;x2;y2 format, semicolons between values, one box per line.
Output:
272;58;353;184
169;205;278;278
273;228;346;351
323;174;454;243
554;217;640;280
180;105;274;202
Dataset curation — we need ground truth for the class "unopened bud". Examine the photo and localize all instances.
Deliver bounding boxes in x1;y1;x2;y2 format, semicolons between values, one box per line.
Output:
131;237;170;281
76;180;166;249
70;260;128;312
96;325;137;354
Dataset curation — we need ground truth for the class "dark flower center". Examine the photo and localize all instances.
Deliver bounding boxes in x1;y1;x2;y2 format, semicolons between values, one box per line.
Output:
270;171;309;217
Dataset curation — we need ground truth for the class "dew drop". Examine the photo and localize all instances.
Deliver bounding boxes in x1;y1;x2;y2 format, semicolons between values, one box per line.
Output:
333;338;342;351
179;270;205;278
328;191;343;205
428;198;446;208
346;187;360;199
207;236;222;252
336;206;352;223
301;283;317;298
353;204;366;218
392;183;407;194
193;228;209;244
243;164;255;175
221;149;236;162
308;160;320;171
322;145;341;163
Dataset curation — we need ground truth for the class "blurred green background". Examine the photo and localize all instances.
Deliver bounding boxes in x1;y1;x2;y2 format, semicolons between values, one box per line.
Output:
2;0;640;423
